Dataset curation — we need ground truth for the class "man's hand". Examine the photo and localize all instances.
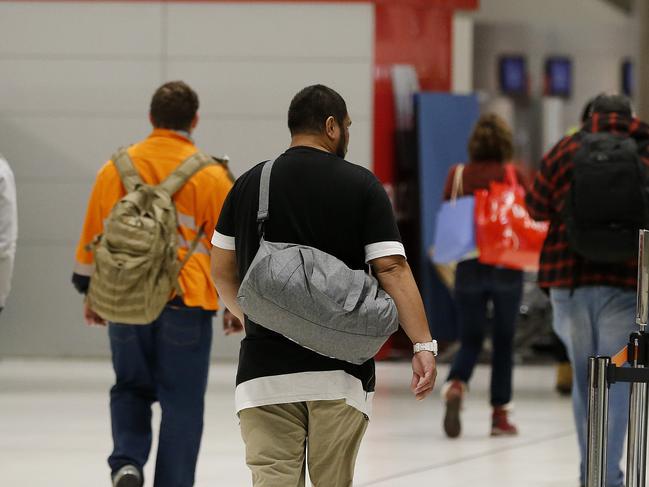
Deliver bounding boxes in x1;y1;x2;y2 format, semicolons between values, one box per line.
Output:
223;308;244;335
84;302;106;327
411;351;437;400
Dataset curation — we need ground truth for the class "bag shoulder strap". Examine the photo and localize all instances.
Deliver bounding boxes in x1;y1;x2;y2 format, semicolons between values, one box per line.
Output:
158;151;216;196
112;148;143;193
451;164;465;201
257;159;276;232
174;222;206;294
504;164;519;187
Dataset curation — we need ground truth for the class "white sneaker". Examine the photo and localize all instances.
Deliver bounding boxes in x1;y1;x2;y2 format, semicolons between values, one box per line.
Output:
112;465;142;487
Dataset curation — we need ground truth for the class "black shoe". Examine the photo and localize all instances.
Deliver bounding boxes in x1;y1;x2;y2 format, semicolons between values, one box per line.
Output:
112;465;142;487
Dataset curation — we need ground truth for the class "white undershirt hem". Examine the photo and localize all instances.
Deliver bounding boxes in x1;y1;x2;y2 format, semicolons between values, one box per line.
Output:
364;241;406;263
235;370;374;418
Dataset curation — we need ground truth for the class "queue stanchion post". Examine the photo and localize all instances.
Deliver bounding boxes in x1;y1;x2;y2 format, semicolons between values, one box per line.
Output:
587;356;611;487
626;229;649;487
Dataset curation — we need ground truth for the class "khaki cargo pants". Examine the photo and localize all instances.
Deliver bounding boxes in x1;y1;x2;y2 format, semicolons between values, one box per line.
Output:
239;399;368;487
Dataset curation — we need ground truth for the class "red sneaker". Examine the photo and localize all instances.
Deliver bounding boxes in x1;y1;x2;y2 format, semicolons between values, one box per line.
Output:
491;405;519;436
442;380;465;438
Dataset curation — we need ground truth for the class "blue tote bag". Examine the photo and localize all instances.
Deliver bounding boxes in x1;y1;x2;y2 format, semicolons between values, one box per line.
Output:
432;165;476;264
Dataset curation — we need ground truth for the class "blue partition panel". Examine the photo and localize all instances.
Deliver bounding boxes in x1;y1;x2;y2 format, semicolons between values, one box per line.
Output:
416;92;479;340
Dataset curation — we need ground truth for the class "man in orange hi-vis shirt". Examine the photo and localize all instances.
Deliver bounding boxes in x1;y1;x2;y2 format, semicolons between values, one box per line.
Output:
72;81;242;487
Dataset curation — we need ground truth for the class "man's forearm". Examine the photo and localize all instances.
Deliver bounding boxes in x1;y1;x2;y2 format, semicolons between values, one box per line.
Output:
215;278;244;322
375;261;432;344
210;247;244;322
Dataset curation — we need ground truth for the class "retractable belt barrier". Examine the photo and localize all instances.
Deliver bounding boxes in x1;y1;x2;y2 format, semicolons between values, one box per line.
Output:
587;229;649;487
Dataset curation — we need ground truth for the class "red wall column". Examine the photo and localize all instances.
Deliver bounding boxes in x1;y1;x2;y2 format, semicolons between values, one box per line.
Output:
373;2;467;185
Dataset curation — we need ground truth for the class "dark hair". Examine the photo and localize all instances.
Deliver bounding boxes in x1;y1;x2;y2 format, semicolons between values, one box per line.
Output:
150;81;199;131
468;113;514;163
288;85;348;136
590;93;633;118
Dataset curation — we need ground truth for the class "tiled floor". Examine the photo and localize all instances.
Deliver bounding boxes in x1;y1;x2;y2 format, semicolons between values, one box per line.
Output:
0;359;582;486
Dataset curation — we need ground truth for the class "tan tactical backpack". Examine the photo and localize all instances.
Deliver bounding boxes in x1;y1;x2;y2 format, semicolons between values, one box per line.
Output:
86;148;221;324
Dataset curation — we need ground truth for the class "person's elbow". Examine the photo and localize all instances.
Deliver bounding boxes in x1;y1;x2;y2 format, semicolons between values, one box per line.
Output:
210;247;237;289
371;255;409;280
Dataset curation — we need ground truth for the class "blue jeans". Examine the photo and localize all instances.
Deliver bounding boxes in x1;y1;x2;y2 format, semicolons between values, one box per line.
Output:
108;305;213;487
447;259;523;406
551;287;636;487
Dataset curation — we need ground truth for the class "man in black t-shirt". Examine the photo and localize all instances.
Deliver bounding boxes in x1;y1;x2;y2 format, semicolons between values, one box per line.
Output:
211;85;436;487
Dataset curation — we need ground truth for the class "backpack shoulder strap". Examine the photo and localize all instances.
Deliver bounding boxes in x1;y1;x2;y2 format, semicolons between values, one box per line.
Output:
112;148;143;193
158;151;216;196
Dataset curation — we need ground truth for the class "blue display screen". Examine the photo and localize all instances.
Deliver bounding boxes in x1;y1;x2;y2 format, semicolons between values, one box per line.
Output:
545;57;572;97
499;56;527;95
622;60;634;97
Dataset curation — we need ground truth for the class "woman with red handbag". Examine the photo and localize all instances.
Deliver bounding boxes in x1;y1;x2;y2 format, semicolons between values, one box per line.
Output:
441;114;529;439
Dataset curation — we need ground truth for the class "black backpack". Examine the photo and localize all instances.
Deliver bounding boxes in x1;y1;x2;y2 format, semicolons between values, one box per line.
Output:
562;132;649;262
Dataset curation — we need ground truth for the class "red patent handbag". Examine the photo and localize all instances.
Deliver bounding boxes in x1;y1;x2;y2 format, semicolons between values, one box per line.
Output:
474;165;549;271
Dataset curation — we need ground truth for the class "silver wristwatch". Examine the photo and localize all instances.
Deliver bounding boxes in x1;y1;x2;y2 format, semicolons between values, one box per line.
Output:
413;340;438;356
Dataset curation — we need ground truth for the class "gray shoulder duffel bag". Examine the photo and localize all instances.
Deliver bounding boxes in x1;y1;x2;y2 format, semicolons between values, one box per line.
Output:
236;159;399;365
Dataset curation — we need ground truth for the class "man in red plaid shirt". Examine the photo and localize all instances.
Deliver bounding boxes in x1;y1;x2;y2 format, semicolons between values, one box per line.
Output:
527;94;649;487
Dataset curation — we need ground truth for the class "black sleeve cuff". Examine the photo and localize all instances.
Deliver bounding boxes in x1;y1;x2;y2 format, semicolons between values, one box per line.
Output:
72;273;90;295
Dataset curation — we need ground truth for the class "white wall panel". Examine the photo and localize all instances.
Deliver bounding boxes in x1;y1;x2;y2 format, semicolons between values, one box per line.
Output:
166;3;373;59
0;3;163;57
0;117;150;183
17;183;92;244
193;118;290;177
166;60;372;118
0;60;162;114
0;244;110;358
346;120;372;169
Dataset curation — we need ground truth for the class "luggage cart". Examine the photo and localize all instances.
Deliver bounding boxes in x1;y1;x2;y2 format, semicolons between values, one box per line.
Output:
587;230;649;487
